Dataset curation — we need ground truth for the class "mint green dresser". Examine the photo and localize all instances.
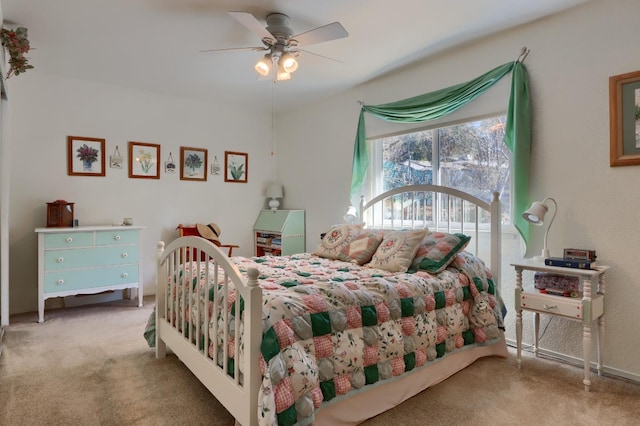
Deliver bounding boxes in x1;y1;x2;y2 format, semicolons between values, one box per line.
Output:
35;226;144;322
254;210;305;256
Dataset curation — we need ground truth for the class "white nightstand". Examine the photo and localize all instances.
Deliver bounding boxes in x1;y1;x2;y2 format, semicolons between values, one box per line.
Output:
511;259;609;391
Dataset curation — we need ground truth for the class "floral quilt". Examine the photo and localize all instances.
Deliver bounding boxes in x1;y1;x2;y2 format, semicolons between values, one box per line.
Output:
154;251;504;426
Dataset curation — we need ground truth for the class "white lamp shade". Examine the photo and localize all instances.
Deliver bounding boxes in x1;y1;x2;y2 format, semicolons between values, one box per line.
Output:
343;206;357;223
522;197;557;262
522;201;548;225
280;52;298;73
255;55;271;76
265;184;283;199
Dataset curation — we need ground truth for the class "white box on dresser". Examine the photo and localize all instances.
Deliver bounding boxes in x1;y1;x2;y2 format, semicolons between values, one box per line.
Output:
35;225;144;323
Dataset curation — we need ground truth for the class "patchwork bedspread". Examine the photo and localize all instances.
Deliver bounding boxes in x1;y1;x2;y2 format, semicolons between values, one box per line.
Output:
161;252;505;426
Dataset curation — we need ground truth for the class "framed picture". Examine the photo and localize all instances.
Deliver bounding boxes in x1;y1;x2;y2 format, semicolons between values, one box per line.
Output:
128;141;160;179
67;136;106;176
164;152;176;174
180;146;208;181
211;155;221;175
110;146;123;169
224;151;248;183
609;69;640;166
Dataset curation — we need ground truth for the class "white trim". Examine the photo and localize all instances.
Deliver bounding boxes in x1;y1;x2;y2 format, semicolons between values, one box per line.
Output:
505;339;640;383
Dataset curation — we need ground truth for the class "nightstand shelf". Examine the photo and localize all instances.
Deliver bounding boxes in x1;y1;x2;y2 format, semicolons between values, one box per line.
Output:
511;259;609;391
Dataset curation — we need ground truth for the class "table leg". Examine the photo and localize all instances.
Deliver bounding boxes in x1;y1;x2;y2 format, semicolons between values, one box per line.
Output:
597;273;605;377
583;323;592;392
534;312;540;355
515;268;523;369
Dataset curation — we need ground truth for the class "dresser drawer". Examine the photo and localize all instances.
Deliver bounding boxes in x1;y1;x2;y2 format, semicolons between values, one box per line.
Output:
43;265;139;293
44;246;139;270
44;232;94;249
96;230;139;245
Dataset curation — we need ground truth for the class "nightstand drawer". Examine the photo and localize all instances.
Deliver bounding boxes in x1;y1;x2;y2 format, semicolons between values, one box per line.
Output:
44;246;139;270
44;232;94;249
43;265;139;293
521;292;583;319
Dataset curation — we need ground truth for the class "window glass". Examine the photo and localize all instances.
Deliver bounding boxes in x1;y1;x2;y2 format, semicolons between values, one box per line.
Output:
371;115;511;226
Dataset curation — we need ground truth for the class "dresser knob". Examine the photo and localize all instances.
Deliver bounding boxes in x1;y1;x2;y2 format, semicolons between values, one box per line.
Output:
66;237;73;243
122;253;128;258
57;279;64;285
114;235;121;241
122;273;128;278
543;304;558;310
57;257;64;263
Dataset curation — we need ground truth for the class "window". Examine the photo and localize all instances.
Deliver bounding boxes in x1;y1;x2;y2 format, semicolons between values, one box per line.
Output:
368;114;511;227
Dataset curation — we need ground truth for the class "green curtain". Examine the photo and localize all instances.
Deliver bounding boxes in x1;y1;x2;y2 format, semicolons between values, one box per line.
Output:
350;60;531;245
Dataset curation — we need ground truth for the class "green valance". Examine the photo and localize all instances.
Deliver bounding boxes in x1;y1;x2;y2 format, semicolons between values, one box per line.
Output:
350;60;531;245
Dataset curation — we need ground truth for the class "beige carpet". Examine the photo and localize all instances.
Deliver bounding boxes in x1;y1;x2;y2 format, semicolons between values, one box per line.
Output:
1;296;639;425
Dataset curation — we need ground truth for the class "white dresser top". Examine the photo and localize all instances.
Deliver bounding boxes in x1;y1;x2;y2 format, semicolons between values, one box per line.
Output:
35;225;145;233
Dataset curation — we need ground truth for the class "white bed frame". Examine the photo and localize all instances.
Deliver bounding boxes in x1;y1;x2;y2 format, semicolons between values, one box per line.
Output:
155;185;503;426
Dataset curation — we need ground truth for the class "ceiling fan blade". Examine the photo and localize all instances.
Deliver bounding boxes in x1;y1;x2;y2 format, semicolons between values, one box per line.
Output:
228;11;275;42
296;48;343;63
200;46;267;53
293;22;348;46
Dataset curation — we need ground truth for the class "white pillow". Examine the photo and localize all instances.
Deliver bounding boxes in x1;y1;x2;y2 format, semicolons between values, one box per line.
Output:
367;229;428;273
313;223;365;260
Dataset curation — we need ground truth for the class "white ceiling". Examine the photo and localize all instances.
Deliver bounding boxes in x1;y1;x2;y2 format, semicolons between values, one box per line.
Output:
2;0;590;113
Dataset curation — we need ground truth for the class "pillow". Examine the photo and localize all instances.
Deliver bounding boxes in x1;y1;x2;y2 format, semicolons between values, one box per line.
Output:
314;223;365;260
366;229;428;273
411;231;471;273
337;231;384;265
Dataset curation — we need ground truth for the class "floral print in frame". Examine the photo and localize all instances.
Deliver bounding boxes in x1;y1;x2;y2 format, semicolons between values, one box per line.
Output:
224;151;248;183
128;141;160;179
180;146;208;182
67;135;106;177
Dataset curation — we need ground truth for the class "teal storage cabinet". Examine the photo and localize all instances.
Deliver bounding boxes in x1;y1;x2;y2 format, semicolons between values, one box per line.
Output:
35;226;144;322
254;210;305;256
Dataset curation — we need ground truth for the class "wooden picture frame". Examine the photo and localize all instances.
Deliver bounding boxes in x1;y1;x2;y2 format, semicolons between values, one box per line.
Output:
67;136;106;176
609;69;640;166
128;141;160;179
180;146;208;181
224;151;248;183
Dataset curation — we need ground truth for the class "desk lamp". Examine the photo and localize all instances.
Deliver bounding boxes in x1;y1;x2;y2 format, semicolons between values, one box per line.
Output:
522;197;557;262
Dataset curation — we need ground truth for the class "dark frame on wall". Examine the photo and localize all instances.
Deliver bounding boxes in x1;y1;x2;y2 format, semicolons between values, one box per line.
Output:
128;141;161;179
224;151;248;183
180;146;208;181
609;69;640;166
67;136;106;177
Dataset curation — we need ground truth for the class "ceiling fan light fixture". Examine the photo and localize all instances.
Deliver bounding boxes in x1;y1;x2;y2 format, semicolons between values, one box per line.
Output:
276;59;291;81
276;70;291;81
280;52;298;73
254;55;272;76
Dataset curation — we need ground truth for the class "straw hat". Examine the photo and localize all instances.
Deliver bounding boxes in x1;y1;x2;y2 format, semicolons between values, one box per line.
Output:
196;223;221;243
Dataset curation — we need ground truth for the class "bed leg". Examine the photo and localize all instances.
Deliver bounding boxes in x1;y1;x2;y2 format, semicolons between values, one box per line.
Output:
156;338;166;359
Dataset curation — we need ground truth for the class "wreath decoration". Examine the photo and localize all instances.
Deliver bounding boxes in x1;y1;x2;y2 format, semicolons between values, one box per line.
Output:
1;27;34;78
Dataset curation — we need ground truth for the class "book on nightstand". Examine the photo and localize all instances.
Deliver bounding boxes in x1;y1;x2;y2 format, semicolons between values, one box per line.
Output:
544;257;597;269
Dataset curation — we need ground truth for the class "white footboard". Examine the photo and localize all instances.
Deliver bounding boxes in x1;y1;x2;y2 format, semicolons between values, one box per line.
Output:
155;236;261;426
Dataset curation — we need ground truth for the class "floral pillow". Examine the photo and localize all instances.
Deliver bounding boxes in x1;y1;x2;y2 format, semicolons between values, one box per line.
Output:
411;231;471;273
366;229;428;273
337;231;384;265
313;223;365;260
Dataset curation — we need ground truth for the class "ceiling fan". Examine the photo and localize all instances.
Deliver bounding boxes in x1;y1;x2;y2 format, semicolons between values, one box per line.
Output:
201;11;349;81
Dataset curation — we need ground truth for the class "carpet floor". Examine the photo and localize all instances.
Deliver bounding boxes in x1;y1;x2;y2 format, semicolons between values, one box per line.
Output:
1;296;639;425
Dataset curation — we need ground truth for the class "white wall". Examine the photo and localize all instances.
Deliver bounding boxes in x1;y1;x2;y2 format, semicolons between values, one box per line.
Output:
7;72;275;314
277;0;640;380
